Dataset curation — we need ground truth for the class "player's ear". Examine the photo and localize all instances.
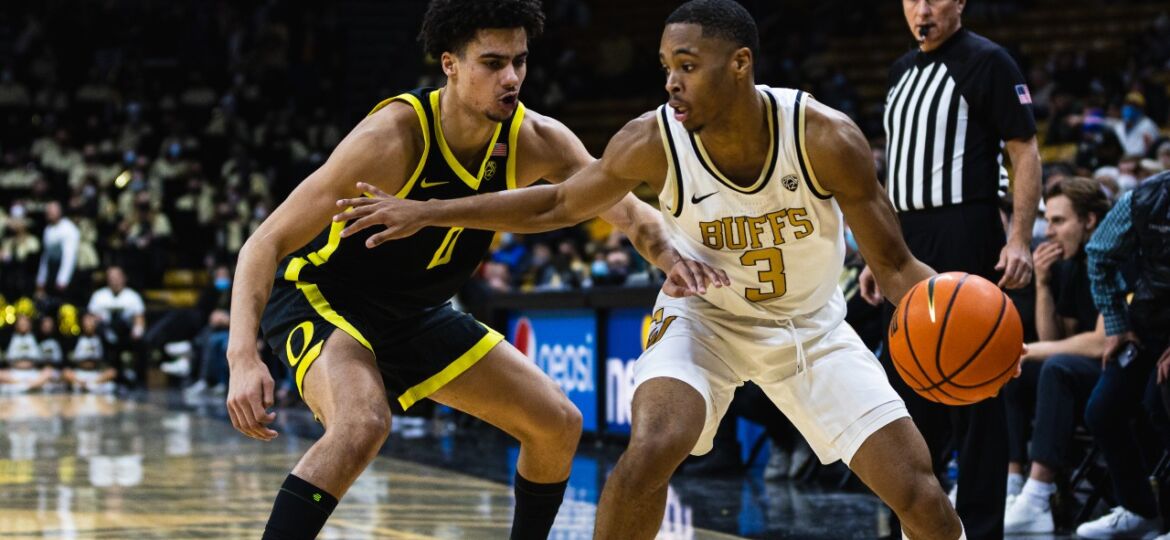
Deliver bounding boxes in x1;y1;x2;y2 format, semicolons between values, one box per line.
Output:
441;51;458;78
732;47;752;79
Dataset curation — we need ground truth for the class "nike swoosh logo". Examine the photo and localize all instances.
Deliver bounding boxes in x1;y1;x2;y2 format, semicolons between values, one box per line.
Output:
420;178;449;188
691;192;718;204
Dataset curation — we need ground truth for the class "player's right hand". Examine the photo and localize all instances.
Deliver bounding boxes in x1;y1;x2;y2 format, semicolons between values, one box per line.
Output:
663;258;730;298
226;353;278;441
333;182;427;247
858;265;883;306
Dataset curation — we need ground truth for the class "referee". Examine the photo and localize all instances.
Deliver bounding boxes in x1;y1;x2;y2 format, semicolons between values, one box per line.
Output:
860;1;1041;539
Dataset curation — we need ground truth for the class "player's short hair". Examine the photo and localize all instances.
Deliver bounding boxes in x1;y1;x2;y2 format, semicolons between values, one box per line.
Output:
419;0;544;58
665;0;759;57
1044;176;1111;223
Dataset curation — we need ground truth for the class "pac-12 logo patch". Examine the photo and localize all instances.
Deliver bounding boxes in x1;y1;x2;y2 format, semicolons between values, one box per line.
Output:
782;174;799;192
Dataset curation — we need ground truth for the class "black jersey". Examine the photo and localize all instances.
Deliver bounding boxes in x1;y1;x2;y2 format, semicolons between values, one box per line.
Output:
276;87;525;317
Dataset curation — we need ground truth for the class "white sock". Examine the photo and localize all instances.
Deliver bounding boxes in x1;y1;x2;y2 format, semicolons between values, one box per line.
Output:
1020;478;1055;509
1007;472;1025;496
903;524;966;540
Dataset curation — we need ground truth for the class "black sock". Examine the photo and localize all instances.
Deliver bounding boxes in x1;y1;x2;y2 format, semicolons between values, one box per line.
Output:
262;474;339;540
510;472;568;540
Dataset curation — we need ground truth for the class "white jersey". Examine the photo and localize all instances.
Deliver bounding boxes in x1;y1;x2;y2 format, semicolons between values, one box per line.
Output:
656;85;846;325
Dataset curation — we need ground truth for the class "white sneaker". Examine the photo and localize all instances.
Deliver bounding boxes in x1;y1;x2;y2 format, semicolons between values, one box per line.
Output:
1075;506;1160;539
1004;494;1054;534
160;357;191;377
764;449;790;481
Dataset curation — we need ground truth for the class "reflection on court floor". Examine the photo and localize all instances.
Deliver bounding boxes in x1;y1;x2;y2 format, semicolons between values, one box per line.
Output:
0;394;744;539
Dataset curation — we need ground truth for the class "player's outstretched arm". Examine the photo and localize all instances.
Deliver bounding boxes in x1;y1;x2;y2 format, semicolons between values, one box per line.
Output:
803;97;935;305
333;115;663;244
226;103;419;441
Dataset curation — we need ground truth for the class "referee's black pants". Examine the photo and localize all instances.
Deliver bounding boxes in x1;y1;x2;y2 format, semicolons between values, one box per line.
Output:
879;202;1008;540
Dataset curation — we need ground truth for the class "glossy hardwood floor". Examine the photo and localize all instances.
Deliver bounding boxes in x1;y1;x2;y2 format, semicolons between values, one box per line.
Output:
0;393;745;539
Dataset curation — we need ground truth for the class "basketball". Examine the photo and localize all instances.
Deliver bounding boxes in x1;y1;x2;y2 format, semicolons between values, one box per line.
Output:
888;272;1023;406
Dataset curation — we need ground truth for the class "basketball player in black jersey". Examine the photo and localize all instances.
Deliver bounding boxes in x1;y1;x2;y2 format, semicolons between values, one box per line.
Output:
226;1;727;539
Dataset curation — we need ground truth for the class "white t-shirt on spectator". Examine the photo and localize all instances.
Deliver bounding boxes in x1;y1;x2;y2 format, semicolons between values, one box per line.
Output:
87;287;145;324
36;218;81;289
1114;117;1161;157
72;335;105;364
6;333;41;362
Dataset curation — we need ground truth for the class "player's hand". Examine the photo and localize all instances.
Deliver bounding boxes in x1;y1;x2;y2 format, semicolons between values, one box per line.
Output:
226;352;277;441
858;265;883;306
1031;241;1063;286
662;258;730;298
1102;331;1140;368
333;182;428;247
996;239;1033;289
1157;345;1170;384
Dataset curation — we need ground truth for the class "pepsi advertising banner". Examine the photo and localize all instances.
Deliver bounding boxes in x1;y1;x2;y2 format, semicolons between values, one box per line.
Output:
507;310;599;433
605;308;653;434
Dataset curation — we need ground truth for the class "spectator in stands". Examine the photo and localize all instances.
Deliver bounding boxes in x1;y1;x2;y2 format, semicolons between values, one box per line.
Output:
1;314;53;392
37;314;64;388
120;190;173;288
183;308;231;398
592;249;632;286
1113;92;1162;159
1003;178;1110;533
1075;109;1124;172
87;265;147;388
63;312;115;393
1078;171;1170;538
35;200;79;300
0;212;41;299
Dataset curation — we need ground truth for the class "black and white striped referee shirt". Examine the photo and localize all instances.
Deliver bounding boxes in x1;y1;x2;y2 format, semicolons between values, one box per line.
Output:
883;29;1036;213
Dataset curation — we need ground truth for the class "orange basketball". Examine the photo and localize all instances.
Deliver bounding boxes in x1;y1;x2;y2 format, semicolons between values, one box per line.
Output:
888;272;1023;406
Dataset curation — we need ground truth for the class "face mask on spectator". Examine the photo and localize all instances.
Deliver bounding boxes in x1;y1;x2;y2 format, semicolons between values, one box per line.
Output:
1122;104;1140;124
214;277;231;291
591;260;609;277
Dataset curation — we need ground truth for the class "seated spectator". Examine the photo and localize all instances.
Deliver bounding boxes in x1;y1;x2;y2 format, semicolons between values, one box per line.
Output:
1;314;53;392
145;264;232;368
1003;177;1110;533
87;265;147;388
1077;171;1170;539
63;312;115;394
37;314;64;390
183;308;231;398
592;249;632;286
1112;92;1162;159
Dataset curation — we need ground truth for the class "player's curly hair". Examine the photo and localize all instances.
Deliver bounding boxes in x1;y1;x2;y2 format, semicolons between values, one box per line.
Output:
666;0;759;57
419;0;545;58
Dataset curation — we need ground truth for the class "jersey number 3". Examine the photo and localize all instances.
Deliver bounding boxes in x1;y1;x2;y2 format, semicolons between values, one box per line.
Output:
739;247;787;301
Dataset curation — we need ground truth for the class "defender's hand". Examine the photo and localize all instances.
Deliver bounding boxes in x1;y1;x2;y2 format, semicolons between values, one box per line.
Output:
226;352;277;441
858;265;883;306
333;182;428;248
662;258;730;298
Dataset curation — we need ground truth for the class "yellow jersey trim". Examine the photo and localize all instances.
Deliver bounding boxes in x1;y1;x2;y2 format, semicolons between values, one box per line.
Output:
797;93;832;199
506;103;526;191
370;93;431;199
295;281;373;350
396;326;503;410
430;89;503;192
691;92;775;194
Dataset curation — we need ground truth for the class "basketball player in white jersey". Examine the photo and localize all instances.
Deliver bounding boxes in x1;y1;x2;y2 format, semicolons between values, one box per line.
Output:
333;1;964;538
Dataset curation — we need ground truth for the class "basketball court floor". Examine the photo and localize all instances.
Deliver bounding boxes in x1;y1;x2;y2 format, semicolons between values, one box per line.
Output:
0;392;1076;539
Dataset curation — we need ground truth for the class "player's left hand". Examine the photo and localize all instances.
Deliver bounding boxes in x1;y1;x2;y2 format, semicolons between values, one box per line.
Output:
333;182;428;247
663;258;730;298
995;239;1034;289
